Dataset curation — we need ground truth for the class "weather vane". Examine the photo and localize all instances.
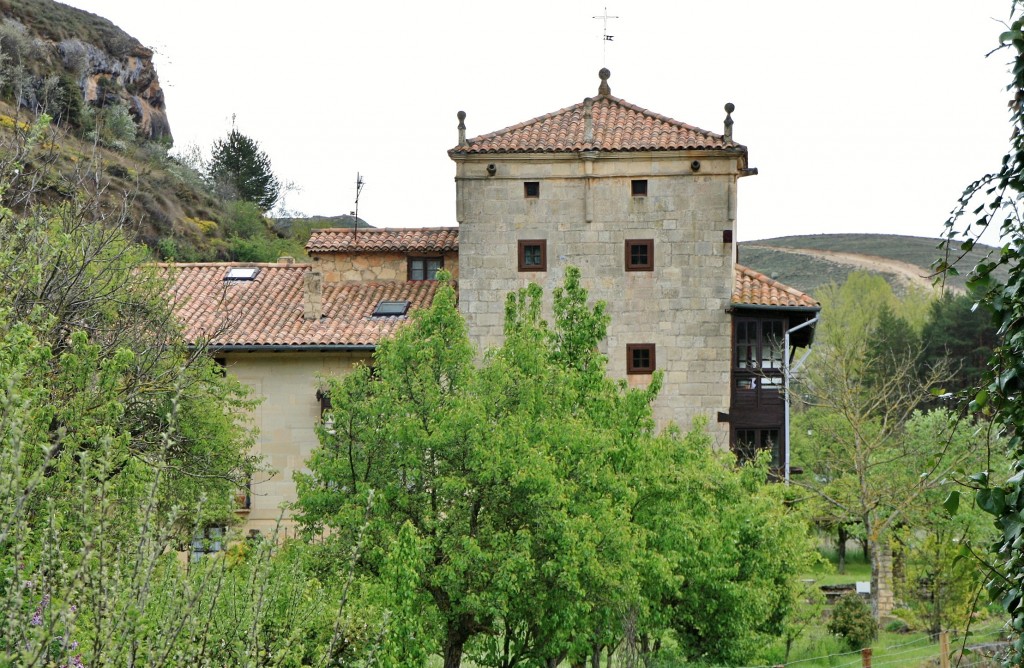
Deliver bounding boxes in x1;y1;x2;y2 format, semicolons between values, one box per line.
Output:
592;6;619;66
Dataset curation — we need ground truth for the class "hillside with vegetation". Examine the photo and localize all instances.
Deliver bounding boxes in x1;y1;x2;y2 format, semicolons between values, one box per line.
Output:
739;233;1006;298
0;1;356;263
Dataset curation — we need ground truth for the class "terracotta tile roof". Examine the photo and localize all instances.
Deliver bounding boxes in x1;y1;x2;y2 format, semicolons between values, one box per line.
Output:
450;95;741;155
733;264;820;310
164;262;439;348
306;227;459;254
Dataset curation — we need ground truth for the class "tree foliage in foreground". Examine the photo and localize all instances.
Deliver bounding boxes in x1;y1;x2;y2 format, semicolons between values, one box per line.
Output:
0;116;371;665
938;5;1024;665
296;267;816;668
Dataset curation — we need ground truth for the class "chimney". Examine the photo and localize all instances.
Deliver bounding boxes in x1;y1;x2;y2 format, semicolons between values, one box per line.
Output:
303;270;323;320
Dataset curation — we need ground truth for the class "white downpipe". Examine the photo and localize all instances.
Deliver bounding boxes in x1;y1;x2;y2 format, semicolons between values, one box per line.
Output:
784;315;820;483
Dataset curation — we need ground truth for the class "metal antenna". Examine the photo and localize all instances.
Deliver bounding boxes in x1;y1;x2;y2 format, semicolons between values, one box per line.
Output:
592;6;618;66
351;172;365;234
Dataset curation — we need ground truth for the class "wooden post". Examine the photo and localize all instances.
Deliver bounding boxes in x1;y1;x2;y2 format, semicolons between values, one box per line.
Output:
861;647;872;668
939;631;950;668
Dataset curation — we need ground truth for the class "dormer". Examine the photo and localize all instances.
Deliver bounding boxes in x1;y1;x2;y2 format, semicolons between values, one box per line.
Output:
305;227;459;283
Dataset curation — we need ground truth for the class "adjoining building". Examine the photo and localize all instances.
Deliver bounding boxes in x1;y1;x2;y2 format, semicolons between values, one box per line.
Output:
167;70;819;533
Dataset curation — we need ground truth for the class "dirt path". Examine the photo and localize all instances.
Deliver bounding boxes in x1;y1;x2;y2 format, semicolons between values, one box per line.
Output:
745;245;956;294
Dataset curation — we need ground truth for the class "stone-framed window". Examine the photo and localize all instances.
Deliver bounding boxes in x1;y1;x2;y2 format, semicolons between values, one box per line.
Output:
408;256;443;280
518;240;547;272
626;343;656;374
625;239;654;271
524;181;540;198
631;179;648;196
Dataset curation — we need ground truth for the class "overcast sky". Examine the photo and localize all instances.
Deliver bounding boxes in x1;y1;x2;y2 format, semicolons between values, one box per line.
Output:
63;1;1013;243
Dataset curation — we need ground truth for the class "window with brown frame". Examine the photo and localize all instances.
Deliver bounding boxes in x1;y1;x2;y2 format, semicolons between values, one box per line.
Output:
626;343;656;374
408;256;443;280
524;181;540;198
631;179;648;196
625;239;654;271
517;240;547;272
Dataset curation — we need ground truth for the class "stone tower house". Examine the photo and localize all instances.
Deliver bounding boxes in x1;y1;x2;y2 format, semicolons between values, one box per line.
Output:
449;69;757;439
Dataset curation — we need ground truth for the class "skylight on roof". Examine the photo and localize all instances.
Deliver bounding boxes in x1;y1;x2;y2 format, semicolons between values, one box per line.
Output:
224;267;259;281
373;300;410;317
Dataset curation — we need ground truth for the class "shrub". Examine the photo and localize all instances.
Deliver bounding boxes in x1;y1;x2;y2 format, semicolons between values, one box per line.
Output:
884;618;909;633
186;216;218;236
827;594;877;649
86;103;137;152
222;199;268;239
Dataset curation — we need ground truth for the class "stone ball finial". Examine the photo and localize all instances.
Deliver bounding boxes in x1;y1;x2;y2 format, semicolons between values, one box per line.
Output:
723;103;735;142
598;68;611;96
457;110;468;146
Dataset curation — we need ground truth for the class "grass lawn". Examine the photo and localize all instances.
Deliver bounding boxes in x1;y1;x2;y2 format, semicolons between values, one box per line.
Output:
807;546;873;587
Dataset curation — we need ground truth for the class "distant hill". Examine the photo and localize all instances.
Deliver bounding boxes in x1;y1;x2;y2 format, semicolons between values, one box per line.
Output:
739;234;1004;299
271;214;371;237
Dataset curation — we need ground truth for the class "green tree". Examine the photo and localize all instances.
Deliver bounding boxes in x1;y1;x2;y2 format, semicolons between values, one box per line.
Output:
208;126;281;211
921;292;998;397
794;275;958;619
893;410;1001;635
378;522;430;668
297;268;816;668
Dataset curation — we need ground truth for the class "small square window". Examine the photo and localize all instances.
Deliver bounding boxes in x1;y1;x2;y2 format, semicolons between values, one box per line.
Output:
631;179;648;196
518;239;547;272
626;344;656;374
373;300;410;317
408;256;443;281
524;181;540;198
625;239;654;271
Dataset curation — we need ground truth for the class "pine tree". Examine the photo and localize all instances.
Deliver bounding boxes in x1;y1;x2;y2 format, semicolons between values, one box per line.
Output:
208;127;281;211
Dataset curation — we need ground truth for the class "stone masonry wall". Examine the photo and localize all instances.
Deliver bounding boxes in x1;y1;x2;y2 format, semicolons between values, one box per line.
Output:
454;152;738;443
312;251;459;283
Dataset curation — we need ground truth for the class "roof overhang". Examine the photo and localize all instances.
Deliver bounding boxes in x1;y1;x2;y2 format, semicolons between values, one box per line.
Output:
728;304;821;314
191;344;378;353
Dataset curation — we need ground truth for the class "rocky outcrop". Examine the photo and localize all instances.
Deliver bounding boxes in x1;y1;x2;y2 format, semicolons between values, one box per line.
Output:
0;0;171;142
57;37;171;141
